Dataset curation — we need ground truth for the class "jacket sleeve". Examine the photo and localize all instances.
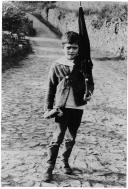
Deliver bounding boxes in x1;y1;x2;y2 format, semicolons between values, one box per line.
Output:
87;67;94;95
81;58;94;95
44;64;58;111
85;59;94;96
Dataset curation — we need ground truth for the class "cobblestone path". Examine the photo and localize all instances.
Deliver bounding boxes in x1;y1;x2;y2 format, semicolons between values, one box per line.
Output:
2;14;127;187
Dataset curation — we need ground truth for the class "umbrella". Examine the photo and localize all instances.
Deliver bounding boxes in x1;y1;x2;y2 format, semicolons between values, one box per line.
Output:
78;2;93;77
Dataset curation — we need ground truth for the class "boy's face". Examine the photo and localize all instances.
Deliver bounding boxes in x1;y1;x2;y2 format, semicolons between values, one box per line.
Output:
63;43;79;60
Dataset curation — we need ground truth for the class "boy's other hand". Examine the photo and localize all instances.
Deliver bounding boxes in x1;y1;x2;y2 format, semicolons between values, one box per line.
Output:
43;109;62;119
43;109;52;119
84;91;92;102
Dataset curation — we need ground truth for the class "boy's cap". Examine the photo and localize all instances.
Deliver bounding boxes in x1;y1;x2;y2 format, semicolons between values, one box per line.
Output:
61;31;80;45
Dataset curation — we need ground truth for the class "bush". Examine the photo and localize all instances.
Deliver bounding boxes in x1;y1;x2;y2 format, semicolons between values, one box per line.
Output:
2;2;33;70
2;31;31;58
2;1;35;36
90;3;127;30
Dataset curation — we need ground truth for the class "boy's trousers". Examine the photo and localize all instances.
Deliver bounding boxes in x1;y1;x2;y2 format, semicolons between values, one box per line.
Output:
46;108;83;168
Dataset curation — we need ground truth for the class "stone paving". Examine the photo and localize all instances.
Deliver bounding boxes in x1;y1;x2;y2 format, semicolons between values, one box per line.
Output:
2;14;127;187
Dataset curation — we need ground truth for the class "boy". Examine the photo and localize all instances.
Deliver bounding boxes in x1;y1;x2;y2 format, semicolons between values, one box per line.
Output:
43;31;94;182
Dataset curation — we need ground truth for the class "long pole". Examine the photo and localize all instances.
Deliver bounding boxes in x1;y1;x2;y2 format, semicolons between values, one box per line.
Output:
80;1;82;7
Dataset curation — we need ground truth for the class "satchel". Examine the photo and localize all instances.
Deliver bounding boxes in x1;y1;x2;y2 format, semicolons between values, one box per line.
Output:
43;76;70;119
54;76;70;108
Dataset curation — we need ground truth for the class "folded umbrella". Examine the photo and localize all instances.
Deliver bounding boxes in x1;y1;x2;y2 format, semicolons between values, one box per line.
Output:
78;3;93;77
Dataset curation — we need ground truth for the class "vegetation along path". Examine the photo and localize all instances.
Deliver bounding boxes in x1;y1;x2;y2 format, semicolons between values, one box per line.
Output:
2;14;127;187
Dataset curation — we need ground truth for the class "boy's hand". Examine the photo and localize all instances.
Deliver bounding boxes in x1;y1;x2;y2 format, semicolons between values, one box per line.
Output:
84;91;92;102
86;95;91;101
43;108;63;119
43;109;52;119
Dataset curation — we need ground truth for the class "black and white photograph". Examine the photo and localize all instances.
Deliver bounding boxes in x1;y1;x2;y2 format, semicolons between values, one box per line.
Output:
1;0;127;187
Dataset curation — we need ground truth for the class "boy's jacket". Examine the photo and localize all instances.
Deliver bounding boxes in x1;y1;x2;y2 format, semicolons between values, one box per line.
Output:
44;57;94;110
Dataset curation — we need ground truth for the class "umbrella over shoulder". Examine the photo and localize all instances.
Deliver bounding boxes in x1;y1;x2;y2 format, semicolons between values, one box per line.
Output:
78;4;93;77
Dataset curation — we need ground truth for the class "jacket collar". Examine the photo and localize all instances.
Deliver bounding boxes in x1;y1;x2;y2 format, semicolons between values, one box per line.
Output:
56;57;74;67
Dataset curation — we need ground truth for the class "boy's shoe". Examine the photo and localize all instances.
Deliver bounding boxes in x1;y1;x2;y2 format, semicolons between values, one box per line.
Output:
63;162;73;175
42;171;53;182
42;165;53;182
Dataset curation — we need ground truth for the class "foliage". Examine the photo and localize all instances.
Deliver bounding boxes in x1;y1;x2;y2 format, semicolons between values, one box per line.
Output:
2;31;31;58
91;3;127;29
99;4;127;21
2;1;35;35
2;2;33;68
2;30;32;71
13;1;57;12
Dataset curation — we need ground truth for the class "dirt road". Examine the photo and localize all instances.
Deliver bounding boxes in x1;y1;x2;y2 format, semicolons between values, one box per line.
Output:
2;14;127;187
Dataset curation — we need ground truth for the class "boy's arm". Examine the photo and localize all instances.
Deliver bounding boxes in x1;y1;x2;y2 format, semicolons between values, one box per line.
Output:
44;64;58;111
